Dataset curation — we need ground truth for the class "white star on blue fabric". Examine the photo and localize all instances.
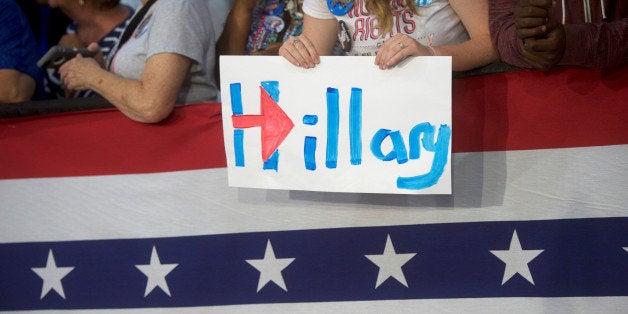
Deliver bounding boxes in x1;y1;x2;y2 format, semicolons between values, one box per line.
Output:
490;230;544;285
246;240;295;292
31;249;75;299
623;247;628;253
135;246;178;297
365;234;417;288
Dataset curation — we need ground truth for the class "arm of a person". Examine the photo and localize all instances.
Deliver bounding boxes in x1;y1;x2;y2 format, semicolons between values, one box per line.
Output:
0;69;35;103
279;14;338;68
300;14;338;56
489;0;536;68
61;52;191;123
559;18;628;69
439;0;498;71
490;0;566;71
216;0;257;55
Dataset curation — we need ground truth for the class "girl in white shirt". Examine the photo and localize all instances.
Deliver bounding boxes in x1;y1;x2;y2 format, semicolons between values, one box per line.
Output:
279;0;497;71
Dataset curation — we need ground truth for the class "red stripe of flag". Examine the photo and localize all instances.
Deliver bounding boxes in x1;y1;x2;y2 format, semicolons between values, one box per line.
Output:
0;103;226;179
453;66;627;152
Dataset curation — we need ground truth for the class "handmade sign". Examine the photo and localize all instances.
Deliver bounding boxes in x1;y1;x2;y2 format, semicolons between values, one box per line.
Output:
220;56;452;194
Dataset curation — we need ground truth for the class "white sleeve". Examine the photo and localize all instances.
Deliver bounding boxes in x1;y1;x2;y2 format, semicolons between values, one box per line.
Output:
302;0;335;20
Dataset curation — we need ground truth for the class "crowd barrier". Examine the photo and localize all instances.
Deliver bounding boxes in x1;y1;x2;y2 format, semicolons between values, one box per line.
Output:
1;64;625;178
0;64;626;313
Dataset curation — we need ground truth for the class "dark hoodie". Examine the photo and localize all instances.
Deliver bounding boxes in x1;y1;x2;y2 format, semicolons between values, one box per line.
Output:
489;0;627;69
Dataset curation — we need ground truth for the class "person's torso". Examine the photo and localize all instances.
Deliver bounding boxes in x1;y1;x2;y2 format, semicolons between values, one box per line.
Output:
111;0;218;104
313;0;469;56
554;0;627;24
48;12;132;99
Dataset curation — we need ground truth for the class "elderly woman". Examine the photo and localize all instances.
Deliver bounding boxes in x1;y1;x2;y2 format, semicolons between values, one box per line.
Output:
45;0;134;98
59;0;218;123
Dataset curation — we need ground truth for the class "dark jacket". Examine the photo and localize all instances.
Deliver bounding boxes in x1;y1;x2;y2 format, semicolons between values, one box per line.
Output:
489;0;627;69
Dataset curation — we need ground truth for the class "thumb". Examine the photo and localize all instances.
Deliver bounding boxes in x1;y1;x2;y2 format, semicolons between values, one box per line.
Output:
86;42;101;56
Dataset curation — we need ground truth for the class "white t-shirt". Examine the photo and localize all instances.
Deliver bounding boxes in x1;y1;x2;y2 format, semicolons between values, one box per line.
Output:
111;0;218;104
303;0;469;56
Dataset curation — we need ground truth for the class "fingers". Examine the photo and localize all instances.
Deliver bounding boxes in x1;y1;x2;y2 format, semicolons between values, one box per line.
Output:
58;57;85;91
58;58;71;77
514;0;557;39
524;37;554;52
86;43;106;67
514;5;549;39
58;66;72;90
58;61;73;90
515;6;549;21
278;36;319;68
516;24;547;39
544;16;561;33
522;32;564;71
374;40;394;69
516;0;554;11
375;41;405;70
523;27;565;52
522;49;554;71
375;34;425;70
515;17;560;40
87;42;100;53
528;0;554;7
515;16;547;29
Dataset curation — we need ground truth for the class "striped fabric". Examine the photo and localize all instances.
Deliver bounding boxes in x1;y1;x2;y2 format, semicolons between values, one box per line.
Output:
1;66;626;313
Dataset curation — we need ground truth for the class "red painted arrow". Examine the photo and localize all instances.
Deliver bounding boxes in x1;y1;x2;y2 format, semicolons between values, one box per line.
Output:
232;86;294;161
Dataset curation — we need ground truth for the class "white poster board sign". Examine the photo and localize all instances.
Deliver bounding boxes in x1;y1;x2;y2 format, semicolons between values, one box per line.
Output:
220;56;452;194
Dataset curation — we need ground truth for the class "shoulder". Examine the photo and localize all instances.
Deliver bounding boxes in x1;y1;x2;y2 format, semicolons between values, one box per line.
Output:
0;0;19;13
0;0;26;28
0;1;31;42
148;0;211;27
303;0;334;19
152;0;209;13
149;0;210;22
422;0;458;11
